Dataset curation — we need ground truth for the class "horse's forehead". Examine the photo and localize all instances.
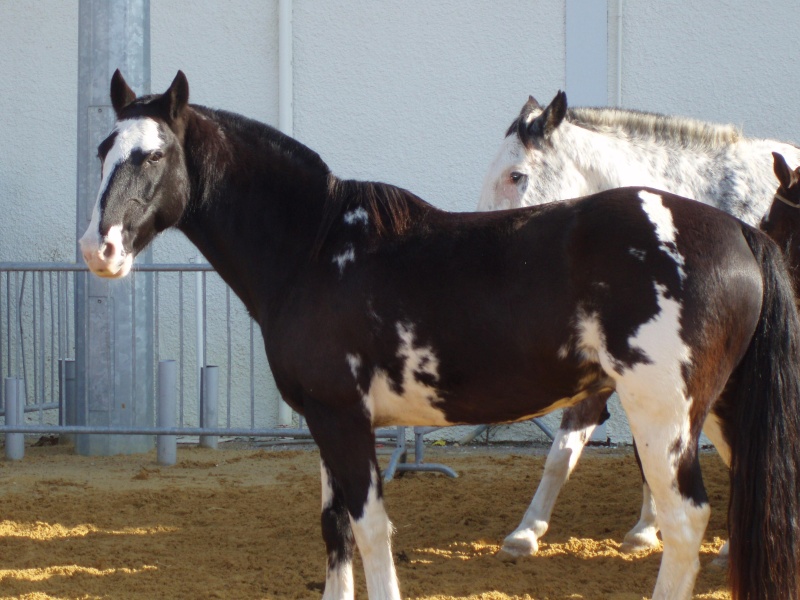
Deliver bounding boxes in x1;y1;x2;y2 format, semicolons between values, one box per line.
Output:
105;118;163;166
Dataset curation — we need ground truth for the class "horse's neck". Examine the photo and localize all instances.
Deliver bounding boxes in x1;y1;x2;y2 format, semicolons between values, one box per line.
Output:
177;109;330;318
564;123;800;223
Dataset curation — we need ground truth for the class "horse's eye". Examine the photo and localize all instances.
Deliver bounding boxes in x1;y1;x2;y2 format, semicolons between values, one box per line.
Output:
510;172;526;184
148;151;164;164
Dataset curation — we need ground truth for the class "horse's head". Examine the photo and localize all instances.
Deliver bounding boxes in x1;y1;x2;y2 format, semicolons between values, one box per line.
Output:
478;91;586;210
761;153;800;281
79;70;191;278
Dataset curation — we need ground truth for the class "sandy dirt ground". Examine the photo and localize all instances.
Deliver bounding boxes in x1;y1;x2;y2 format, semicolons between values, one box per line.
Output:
0;440;730;599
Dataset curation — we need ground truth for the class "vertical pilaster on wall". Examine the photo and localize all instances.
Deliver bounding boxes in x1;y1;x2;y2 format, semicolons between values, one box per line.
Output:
565;0;608;107
277;0;294;427
566;0;611;443
74;0;154;456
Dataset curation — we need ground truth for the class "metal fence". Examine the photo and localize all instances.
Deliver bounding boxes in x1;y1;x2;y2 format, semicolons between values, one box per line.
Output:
0;262;456;479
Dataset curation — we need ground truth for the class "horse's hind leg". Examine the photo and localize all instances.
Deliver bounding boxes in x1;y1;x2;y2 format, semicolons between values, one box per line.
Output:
620;443;660;553
502;391;612;557
306;400;401;600
619;388;710;600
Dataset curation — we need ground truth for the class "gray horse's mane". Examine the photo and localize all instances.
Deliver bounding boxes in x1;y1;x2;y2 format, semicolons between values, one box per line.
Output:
567;106;742;148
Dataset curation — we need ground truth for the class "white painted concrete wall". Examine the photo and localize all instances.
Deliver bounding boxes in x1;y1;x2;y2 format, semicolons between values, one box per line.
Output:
1;1;799;441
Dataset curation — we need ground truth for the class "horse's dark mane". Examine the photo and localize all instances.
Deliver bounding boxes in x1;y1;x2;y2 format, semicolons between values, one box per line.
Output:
179;103;428;259
312;177;430;258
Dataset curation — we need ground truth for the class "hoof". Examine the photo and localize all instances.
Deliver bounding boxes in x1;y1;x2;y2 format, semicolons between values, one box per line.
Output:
709;541;729;569
500;532;540;557
620;529;660;554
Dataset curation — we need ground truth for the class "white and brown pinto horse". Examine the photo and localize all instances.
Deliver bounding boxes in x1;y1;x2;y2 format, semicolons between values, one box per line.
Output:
80;72;800;600
480;91;800;560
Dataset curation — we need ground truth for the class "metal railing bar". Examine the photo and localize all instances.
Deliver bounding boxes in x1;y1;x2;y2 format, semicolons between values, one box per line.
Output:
0;424;400;438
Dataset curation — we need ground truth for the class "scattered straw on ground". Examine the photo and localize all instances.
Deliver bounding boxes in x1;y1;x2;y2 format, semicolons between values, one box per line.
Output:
0;442;730;599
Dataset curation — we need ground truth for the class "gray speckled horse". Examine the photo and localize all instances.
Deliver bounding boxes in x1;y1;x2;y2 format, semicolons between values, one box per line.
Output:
480;91;800;562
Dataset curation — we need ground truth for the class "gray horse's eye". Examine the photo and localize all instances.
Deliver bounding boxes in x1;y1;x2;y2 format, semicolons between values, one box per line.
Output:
148;151;164;164
510;171;527;184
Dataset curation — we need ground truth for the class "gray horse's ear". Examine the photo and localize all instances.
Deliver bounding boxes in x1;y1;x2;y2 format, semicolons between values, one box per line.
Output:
162;70;190;122
110;69;136;117
519;90;567;147
773;152;796;189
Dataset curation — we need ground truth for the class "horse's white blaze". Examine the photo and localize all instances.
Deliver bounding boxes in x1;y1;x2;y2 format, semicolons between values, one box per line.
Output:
332;244;356;275
349;469;400;600
344;207;369;227
79;118;163;278
354;323;451;427
639;191;686;280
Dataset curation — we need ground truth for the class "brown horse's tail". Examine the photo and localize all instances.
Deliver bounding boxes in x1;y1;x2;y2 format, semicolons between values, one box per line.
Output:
729;225;800;599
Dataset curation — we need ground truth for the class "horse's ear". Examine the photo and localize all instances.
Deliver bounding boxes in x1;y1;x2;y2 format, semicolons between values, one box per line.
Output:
162;70;190;122
110;69;136;117
520;90;567;147
773;152;796;189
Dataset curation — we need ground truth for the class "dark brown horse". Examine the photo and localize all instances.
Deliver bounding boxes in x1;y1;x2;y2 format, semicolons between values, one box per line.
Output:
79;71;800;600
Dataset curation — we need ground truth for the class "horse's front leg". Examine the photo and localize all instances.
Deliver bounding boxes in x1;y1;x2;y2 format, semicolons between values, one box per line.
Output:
502;391;612;556
307;399;401;600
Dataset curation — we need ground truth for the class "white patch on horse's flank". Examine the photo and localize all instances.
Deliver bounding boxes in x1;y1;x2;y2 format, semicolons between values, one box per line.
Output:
349;469;401;599
346;353;362;380
629;248;646;261
344;207;369;227
357;322;451;427
638;191;687;280
332;244;356;275
574;310;606;365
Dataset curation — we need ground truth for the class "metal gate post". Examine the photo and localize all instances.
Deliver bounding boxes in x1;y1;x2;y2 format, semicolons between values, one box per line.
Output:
58;359;76;444
200;366;219;449
5;378;24;460
157;360;177;465
74;0;154;456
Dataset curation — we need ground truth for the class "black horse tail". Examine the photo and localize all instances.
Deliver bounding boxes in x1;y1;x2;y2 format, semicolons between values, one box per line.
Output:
729;225;800;599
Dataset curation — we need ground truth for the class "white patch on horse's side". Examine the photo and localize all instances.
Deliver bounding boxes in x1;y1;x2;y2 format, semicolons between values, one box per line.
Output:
574;310;605;365
557;343;570;360
359;322;451;427
349;469;401;600
332;244;356;275
629;248;646;261
346;353;362;380
344;207;369;227
638;191;687;281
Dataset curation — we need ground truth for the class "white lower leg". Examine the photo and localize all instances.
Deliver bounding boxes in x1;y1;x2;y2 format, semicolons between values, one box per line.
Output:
621;481;660;552
320;462;355;600
503;424;595;556
350;470;401;600
651;498;709;600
